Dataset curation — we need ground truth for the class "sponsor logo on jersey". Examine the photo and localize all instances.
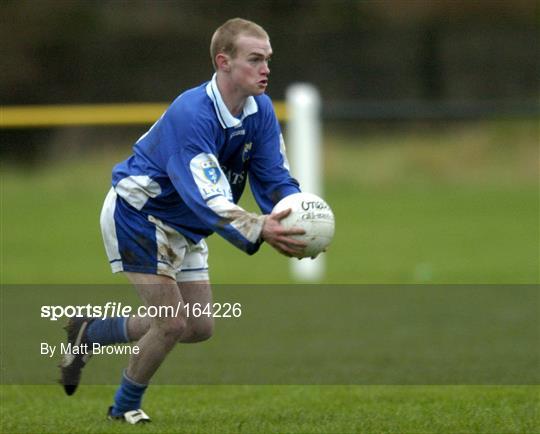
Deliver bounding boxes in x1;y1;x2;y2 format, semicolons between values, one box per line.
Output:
230;129;246;139
223;166;246;185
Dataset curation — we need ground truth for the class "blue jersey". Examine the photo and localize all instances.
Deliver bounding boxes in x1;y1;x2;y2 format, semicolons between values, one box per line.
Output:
111;74;300;255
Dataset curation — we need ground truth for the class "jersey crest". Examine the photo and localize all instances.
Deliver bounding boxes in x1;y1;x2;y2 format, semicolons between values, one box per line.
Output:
202;160;221;184
242;142;253;163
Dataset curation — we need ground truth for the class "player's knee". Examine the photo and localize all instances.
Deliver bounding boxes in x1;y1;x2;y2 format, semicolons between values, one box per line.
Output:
156;317;187;342
181;317;214;343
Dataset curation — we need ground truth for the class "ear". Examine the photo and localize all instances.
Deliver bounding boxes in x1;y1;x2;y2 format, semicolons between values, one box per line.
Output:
215;53;231;72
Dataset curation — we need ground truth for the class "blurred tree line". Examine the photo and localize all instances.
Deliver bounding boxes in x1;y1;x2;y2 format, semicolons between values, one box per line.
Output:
2;0;538;104
1;0;538;164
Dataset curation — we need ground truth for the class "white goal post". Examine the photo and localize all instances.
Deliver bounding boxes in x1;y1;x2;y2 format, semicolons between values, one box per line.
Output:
286;84;325;281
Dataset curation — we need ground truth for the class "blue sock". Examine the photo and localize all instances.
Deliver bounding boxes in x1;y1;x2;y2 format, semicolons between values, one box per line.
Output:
86;317;129;345
111;370;148;416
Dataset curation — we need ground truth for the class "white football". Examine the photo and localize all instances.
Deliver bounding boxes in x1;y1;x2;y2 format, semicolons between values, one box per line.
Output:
272;192;335;258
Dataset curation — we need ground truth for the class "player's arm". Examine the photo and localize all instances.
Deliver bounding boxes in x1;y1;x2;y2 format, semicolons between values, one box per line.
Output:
248;96;301;214
247;97;308;256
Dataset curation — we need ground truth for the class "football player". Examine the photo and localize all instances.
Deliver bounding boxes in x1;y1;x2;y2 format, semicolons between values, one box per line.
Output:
60;17;306;424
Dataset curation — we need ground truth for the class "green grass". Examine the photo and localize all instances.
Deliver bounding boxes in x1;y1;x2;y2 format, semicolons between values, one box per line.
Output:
2;121;538;284
1;385;538;433
1;120;539;433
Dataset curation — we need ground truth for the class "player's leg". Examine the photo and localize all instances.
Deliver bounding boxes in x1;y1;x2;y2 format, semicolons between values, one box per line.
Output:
176;238;214;342
105;279;212;424
91;188;187;422
60;188;131;396
108;271;187;420
123;271;187;383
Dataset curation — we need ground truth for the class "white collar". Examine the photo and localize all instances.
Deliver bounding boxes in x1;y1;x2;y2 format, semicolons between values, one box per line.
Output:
206;73;258;129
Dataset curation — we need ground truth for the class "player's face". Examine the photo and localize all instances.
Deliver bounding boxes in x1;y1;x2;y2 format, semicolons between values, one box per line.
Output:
229;35;272;96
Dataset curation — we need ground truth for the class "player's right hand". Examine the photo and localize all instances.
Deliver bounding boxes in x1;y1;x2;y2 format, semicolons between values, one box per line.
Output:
261;208;307;258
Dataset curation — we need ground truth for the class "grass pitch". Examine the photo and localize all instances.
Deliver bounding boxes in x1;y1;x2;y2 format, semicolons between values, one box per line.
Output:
1;385;538;433
2;120;538;285
1;120;539;433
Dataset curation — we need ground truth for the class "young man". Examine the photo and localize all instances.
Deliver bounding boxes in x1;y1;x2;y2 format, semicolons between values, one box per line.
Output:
60;18;306;424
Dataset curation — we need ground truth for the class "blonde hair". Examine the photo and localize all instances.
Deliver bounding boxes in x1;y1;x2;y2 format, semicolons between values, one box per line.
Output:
210;18;269;70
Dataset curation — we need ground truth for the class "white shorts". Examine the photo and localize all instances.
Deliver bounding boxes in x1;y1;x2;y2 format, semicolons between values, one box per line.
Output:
100;188;209;282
